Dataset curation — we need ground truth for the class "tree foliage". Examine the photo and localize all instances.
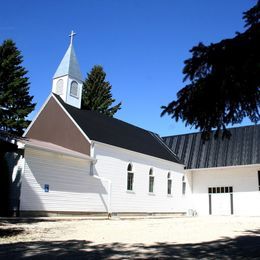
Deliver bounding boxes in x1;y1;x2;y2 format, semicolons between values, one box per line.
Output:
81;65;122;117
161;1;260;139
0;39;35;136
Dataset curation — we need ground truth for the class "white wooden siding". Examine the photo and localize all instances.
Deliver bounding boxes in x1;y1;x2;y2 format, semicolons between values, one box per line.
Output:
189;165;260;216
93;142;186;213
21;148;108;212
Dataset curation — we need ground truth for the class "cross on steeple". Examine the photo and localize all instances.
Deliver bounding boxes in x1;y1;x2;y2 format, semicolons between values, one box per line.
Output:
69;30;76;45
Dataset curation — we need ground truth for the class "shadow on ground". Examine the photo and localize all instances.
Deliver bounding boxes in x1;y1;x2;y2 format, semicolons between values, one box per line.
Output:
0;227;25;238
0;229;259;259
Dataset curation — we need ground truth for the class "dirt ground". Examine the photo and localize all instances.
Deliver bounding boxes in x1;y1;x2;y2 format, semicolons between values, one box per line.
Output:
0;216;260;259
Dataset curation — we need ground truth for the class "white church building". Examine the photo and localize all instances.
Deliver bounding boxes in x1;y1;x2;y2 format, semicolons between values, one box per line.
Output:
8;35;260;217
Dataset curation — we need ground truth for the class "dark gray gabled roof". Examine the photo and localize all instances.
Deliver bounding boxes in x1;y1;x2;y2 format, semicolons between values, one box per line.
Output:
163;125;260;169
54;95;181;164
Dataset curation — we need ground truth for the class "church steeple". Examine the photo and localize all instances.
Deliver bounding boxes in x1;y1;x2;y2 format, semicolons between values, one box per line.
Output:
52;31;83;109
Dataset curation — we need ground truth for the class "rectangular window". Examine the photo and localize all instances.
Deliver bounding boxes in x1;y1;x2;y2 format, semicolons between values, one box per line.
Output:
182;182;186;195
127;172;134;191
149;176;154;193
167;179;172;195
258;171;260;191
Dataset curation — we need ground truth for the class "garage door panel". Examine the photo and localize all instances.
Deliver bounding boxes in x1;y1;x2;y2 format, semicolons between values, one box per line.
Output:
211;194;231;215
209;186;233;216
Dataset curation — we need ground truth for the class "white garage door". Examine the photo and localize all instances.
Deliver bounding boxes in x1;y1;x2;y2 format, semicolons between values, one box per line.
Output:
209;186;233;215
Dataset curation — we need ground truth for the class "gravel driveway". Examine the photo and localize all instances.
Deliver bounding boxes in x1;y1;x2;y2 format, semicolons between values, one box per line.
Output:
0;216;260;259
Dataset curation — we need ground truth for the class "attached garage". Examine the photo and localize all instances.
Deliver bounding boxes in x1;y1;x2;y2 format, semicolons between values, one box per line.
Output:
208;186;233;215
163;124;260;216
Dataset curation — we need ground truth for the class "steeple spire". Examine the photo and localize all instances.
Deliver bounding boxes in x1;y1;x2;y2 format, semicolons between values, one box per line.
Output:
53;31;83;81
52;31;83;109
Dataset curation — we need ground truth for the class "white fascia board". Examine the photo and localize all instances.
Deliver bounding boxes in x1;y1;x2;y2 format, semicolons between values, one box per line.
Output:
23;94;52;137
52;94;92;144
93;140;185;170
186;163;260;172
24;142;96;161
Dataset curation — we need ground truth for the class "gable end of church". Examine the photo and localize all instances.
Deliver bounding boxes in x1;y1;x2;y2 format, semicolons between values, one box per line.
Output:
25;95;91;156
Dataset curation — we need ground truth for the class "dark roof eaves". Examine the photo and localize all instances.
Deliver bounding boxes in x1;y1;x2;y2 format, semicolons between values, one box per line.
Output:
54;94;182;164
148;132;183;164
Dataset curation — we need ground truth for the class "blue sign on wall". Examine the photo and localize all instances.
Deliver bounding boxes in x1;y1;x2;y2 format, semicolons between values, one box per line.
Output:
44;184;49;192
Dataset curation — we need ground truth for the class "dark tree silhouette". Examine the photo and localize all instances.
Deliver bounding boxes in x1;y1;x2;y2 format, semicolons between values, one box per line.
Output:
0;39;35;136
161;1;260;139
81;65;121;117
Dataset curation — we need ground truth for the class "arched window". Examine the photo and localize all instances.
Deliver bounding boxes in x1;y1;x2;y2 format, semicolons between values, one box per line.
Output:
127;163;132;172
182;176;186;195
70;81;79;98
149;168;154;193
56;79;63;95
127;163;134;191
167;172;172;195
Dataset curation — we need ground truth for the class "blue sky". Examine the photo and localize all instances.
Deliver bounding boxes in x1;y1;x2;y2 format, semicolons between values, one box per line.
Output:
0;0;255;136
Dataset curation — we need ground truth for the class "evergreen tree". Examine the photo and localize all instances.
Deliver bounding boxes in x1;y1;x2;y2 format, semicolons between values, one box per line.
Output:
161;1;260;139
0;39;36;136
82;65;121;117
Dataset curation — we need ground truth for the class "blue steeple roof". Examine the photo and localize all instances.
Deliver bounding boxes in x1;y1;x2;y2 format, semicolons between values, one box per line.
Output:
53;43;83;81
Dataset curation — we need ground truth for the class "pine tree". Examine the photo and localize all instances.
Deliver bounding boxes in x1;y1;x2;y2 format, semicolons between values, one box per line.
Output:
0;39;36;136
82;65;122;117
161;1;260;139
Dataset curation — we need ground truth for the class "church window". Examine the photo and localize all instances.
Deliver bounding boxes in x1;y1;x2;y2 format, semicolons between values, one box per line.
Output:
167;172;172;195
127;163;134;191
149;168;154;193
56;79;63;95
70;81;79;98
258;171;260;191
182;176;186;195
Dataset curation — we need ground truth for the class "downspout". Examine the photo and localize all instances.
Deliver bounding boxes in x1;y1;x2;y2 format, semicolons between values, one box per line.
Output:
90;142;112;218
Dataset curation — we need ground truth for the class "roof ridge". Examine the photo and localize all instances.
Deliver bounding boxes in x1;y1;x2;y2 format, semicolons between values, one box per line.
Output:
162;124;260;139
53;94;181;164
54;93;157;134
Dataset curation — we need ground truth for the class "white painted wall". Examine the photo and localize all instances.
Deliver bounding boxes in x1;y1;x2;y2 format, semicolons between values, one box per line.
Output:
93;142;187;213
21;148;108;212
189;165;260;216
19;142;260;216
